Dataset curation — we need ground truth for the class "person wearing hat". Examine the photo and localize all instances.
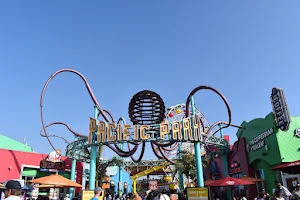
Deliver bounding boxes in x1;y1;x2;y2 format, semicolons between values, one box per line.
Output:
292;184;300;200
90;187;103;200
4;180;22;200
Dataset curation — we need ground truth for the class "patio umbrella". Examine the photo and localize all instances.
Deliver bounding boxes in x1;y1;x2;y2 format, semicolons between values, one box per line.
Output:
239;175;262;182
37;185;64;188
29;174;82;188
272;160;300;174
204;179;215;186
207;176;255;187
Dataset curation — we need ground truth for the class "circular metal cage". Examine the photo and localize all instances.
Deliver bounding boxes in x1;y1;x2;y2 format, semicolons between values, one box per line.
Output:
128;90;166;125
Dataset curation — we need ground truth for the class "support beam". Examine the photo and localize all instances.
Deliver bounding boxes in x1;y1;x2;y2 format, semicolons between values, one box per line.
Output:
89;107;98;190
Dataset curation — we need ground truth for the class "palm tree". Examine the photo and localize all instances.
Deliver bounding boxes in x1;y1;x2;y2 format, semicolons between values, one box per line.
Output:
173;150;211;183
96;156;123;186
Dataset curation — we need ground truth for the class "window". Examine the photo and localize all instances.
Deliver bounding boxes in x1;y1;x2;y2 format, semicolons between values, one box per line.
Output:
22;176;34;186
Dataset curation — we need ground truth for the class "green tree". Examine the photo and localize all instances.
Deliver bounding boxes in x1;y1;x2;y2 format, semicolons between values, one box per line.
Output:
96;156;123;186
174;150;211;182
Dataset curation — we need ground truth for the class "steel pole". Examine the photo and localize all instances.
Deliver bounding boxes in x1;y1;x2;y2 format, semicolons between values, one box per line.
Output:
89;106;98;190
191;96;204;187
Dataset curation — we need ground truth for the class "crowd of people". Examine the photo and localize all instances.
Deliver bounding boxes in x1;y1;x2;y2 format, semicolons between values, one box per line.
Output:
2;179;300;200
219;181;300;200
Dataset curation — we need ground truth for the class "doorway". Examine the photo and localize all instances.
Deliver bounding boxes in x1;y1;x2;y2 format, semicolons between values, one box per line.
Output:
282;172;300;191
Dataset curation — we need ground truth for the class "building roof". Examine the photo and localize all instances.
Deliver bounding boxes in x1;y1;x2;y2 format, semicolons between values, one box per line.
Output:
0;134;33;152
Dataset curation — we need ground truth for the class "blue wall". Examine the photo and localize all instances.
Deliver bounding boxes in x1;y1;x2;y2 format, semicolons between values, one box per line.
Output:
110;167;132;195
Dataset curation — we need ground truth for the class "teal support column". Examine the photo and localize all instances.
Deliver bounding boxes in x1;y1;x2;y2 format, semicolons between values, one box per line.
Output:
191;96;204;187
178;142;184;191
82;165;86;190
89;106;99;190
69;159;77;199
220;124;231;200
118;143;123;195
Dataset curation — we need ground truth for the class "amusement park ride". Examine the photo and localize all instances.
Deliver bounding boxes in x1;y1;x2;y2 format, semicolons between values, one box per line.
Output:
39;69;243;198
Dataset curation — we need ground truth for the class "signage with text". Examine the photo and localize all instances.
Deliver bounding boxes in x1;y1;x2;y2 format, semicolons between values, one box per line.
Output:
187;187;208;200
88;114;206;144
40;150;65;170
82;191;104;200
246;128;273;152
229;162;242;175
271;87;291;131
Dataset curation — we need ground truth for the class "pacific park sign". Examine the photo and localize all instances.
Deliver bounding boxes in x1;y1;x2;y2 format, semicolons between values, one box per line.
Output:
88;114;207;144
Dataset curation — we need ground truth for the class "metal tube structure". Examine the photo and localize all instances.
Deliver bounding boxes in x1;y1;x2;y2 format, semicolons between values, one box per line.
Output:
89;106;99;190
69;159;77;198
219;124;231;200
191;96;204;187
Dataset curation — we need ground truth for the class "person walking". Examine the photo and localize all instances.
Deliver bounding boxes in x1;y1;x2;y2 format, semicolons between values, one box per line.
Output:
292;184;300;200
274;181;292;200
90;187;103;200
4;180;22;200
169;194;178;200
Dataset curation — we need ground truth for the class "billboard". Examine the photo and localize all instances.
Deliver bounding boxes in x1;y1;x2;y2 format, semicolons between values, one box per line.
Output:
271;87;291;131
148;180;158;190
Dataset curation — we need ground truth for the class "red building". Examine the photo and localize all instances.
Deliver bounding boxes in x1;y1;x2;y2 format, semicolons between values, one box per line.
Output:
228;138;256;200
204;136;258;199
0;148;83;194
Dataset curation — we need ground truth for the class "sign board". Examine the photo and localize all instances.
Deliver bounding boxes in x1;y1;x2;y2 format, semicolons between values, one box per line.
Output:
149;180;158;190
271;88;291;131
88;114;206;144
40;150;66;170
246;128;274;152
187;187;208;200
81;191;104;200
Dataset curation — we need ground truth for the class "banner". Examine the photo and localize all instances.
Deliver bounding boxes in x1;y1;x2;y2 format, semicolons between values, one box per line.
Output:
81;191;104;200
187;187;208;200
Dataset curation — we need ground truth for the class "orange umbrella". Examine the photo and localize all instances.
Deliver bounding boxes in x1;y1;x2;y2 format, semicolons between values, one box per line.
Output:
37;184;64;188
29;174;82;188
239;175;262;182
204;179;215;186
0;183;5;189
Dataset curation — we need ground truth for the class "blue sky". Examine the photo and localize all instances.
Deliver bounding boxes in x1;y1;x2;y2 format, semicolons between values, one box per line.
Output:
1;1;300;159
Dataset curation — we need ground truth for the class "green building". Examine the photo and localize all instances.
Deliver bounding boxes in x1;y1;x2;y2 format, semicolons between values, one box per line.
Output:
0;134;33;152
236;112;300;193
